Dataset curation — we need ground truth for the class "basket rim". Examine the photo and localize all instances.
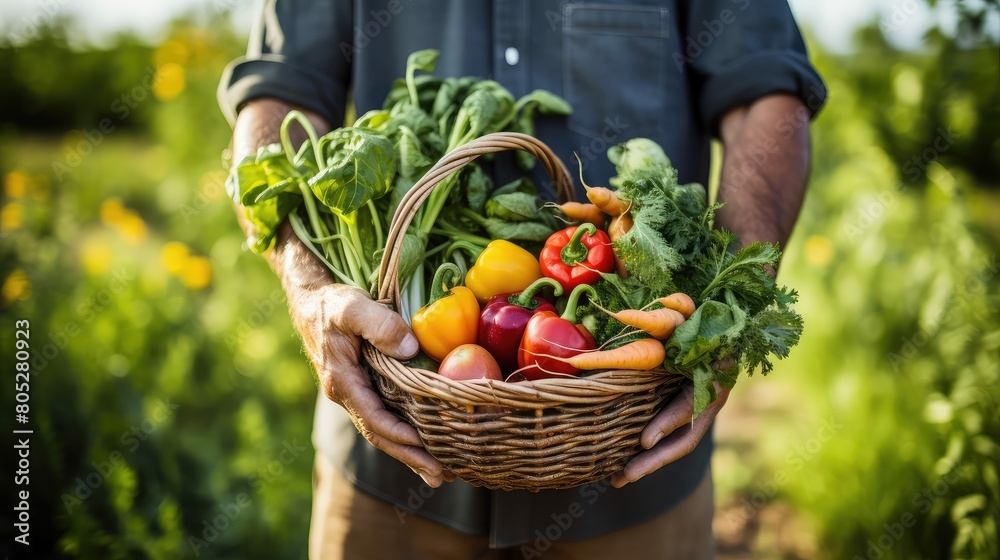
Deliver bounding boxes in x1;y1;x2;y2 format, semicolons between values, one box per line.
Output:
364;343;689;409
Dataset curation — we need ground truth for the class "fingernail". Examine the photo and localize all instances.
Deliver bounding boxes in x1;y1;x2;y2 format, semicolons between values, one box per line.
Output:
645;434;663;449
417;471;438;488
399;334;419;358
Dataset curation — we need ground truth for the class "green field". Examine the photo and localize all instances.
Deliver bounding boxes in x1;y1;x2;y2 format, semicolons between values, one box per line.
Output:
1;12;997;559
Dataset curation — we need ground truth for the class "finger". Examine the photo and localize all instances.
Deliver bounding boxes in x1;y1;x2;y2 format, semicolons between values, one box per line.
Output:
339;297;419;360
612;406;717;488
336;367;427;449
640;385;695;449
372;435;445;488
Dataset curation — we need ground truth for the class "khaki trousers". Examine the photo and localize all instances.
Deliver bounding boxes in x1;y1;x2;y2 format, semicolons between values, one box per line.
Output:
310;452;714;560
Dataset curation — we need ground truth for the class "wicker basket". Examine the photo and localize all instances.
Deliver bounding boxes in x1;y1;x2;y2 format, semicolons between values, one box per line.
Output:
363;132;688;491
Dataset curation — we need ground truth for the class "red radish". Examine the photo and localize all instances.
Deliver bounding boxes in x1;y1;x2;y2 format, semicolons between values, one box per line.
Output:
437;344;503;381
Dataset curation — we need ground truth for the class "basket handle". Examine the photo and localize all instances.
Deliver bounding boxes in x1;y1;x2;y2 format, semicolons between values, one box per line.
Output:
376;132;575;304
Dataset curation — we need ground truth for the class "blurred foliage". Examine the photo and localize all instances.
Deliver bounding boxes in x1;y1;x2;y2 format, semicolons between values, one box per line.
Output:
0;6;997;560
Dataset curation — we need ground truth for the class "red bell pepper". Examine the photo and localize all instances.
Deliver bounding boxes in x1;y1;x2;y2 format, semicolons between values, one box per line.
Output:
478;277;564;372
516;284;597;381
539;223;614;291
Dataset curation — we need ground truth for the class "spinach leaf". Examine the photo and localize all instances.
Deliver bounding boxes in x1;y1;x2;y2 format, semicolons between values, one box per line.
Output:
485;192;539;222
308;128;396;218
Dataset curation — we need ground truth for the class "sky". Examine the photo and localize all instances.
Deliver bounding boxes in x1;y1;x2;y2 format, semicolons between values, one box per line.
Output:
0;0;994;52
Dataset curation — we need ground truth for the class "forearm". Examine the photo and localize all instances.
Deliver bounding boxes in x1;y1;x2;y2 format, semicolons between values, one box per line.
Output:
230;98;334;297
715;94;811;250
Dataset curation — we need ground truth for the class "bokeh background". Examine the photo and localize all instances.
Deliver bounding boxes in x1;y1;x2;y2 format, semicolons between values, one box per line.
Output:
1;1;997;558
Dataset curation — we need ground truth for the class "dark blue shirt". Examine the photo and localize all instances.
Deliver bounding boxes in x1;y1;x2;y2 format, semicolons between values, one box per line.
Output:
219;0;825;548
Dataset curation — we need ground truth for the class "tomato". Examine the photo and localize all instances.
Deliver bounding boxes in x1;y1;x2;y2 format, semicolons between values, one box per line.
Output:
437;344;503;381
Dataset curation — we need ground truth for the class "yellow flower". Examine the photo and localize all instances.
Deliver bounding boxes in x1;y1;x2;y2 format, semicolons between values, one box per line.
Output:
160;242;191;275
180;256;212;290
1;203;23;232
804;235;834;267
4;171;28;198
153;39;190;67
81;239;114;276
100;197;127;226
2;269;32;306
153;63;186;102
118;211;148;245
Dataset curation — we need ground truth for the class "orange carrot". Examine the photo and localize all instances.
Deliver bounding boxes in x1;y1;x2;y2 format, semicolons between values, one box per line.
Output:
557;201;606;229
574;152;628;216
653;293;696;319
586;187;627;216
607;209;633;277
606;308;685;339
563;338;665;370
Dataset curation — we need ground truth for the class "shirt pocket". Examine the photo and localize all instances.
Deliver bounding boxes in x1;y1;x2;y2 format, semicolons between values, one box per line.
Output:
562;3;673;138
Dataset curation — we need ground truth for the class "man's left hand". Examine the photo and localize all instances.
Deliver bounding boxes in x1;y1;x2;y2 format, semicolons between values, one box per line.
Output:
611;383;729;488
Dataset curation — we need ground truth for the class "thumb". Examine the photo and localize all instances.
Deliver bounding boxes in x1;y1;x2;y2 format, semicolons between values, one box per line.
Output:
345;299;420;360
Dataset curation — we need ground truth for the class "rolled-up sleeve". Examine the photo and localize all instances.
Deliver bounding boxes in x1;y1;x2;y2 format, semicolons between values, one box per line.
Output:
218;0;352;126
681;0;827;134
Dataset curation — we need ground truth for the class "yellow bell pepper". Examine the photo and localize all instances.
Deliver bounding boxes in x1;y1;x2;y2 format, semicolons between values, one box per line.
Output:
464;240;542;304
412;263;480;362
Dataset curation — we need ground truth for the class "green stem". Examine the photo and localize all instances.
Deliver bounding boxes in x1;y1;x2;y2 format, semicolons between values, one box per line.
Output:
511;277;564;308
366;200;384;249
560;284;597;322
444;240;486;262
423;240;451;260
280;110;322;166
428;262;463;304
561;222;596;266
432;224;492;247
700;260;748;301
288;213;356;286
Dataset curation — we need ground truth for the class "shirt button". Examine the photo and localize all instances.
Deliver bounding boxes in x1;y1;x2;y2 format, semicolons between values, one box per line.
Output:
504;47;520;66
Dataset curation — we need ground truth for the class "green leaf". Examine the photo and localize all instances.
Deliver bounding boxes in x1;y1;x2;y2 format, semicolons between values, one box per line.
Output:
515;89;573;116
308;128;397;217
407;49;439;75
460;165;491;215
397;228;427;285
691;363;716;419
485;192;539;222
612;178;684;291
481;218;554;242
666;299;745;368
492;177;538;197
608;138;674;188
738;305;804;375
244;193;301;253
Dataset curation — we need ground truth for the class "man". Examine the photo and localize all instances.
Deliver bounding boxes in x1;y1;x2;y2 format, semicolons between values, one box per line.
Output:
219;1;825;557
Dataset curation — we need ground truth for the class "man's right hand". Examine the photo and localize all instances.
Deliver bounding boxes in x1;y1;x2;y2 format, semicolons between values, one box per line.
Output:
232;99;448;488
289;281;448;488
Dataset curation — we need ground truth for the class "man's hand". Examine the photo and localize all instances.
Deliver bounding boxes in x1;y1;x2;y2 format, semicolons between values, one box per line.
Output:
611;384;729;488
290;282;450;487
232;98;449;487
611;93;811;487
